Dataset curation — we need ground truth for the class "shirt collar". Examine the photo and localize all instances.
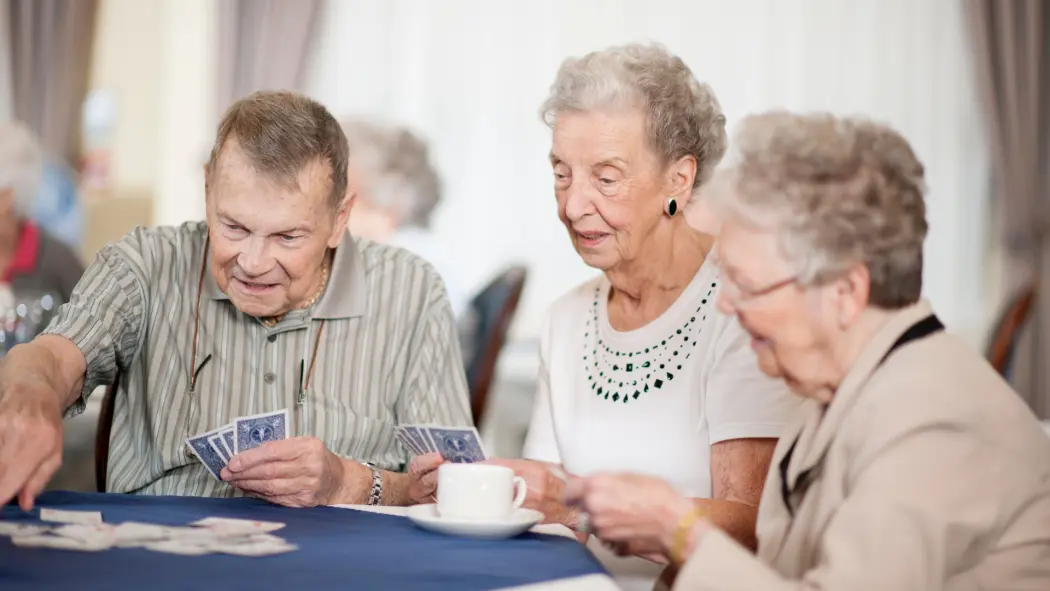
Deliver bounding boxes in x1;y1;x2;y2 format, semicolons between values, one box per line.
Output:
784;298;936;487
201;230;367;319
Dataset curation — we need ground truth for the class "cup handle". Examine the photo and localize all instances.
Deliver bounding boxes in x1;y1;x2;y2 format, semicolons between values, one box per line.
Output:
512;476;528;508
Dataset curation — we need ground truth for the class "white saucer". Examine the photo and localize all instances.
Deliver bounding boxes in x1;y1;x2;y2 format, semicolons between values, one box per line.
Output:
406;504;543;540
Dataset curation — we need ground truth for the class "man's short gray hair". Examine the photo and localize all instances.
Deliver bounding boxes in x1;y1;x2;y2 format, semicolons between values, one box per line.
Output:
342;119;441;229
708;111;928;309
0;121;43;217
540;42;727;189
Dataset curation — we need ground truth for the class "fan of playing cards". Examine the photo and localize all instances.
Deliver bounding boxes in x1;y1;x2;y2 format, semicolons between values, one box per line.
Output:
0;508;296;556
185;409;290;481
396;425;488;463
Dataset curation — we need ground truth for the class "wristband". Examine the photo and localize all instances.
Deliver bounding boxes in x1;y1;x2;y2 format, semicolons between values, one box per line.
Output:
670;506;703;566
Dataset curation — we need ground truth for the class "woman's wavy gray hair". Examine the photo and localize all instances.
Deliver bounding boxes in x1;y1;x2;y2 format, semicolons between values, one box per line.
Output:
0;121;43;217
708;112;928;309
342;119;441;229
540;42;727;190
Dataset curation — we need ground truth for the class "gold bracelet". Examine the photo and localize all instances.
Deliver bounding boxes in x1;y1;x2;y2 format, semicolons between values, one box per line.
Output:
670;506;704;566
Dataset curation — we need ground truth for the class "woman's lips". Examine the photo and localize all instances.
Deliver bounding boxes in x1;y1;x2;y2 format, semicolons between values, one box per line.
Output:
576;231;608;248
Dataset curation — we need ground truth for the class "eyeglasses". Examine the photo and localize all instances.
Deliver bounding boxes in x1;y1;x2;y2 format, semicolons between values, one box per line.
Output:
720;274;799;308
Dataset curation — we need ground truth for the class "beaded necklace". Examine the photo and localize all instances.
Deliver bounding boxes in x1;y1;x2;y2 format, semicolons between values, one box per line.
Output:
583;279;719;404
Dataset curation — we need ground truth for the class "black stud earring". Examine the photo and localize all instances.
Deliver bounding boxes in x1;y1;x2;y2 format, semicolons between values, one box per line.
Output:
667;197;678;217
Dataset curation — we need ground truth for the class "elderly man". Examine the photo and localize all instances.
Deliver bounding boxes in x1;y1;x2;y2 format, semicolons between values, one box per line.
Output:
0;91;472;510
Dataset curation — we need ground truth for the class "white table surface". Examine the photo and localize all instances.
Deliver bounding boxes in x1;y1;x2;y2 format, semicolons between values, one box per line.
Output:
331;504;619;590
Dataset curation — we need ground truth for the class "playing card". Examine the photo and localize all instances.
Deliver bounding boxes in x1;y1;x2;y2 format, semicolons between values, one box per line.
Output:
0;523;50;537
190;516;286;533
186;432;227;480
111;522;174;546
208;434;232;463
426;426;487;463
395;427;423;455
52;524;116;544
211;537;299;556
222;428;235;456
403;425;433;454
13;534;113;551
234;408;289;454
39;508;103;525
144;540;214;556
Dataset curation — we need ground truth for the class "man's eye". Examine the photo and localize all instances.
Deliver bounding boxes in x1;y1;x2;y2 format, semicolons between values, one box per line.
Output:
279;234;298;242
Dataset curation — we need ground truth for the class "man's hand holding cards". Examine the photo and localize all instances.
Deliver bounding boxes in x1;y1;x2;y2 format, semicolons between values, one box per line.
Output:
395;425;488;463
185;409;348;508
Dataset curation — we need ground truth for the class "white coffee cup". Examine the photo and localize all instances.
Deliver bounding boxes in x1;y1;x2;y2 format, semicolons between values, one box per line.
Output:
437;464;528;521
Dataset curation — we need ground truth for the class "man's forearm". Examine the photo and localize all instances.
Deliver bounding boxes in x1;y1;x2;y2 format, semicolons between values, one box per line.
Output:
2;336;85;410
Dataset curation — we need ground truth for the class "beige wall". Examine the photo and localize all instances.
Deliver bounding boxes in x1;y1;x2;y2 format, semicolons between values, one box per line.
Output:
88;0;163;193
84;0;216;255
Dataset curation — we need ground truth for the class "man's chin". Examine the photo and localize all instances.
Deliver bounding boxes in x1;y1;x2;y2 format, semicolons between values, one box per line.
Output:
229;295;284;319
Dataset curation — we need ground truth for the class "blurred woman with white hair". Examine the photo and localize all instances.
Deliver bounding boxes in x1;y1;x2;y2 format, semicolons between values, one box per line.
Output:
0;122;84;307
341;120;469;319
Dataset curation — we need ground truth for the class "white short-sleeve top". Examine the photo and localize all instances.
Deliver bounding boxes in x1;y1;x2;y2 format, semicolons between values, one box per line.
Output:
523;254;801;497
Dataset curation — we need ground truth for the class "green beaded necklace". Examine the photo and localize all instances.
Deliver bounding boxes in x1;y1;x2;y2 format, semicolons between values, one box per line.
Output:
584;280;718;404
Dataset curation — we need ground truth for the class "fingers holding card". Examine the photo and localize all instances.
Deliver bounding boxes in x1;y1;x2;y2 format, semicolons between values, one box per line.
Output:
185;409;290;482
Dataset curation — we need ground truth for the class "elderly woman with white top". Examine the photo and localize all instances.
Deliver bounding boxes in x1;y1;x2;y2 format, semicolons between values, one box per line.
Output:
486;43;800;591
563;112;1050;590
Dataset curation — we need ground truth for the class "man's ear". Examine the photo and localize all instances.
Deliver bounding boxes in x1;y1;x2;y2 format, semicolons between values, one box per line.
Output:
328;190;356;248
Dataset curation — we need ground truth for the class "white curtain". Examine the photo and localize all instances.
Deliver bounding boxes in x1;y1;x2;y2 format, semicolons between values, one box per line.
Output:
0;5;11;122
307;0;989;342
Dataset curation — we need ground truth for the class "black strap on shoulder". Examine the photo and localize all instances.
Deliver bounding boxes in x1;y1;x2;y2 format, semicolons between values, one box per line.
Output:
778;314;943;516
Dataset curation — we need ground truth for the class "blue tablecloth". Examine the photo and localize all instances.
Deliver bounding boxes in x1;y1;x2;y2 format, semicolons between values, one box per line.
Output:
0;491;607;591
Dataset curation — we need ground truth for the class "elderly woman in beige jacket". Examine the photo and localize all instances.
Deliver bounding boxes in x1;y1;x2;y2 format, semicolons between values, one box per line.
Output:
564;112;1050;590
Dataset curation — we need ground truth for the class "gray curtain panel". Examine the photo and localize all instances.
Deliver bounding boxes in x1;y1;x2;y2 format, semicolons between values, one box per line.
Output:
965;0;1050;417
6;0;98;167
216;0;325;115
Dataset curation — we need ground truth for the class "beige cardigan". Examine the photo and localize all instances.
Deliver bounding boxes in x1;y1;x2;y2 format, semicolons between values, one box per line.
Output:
674;301;1050;590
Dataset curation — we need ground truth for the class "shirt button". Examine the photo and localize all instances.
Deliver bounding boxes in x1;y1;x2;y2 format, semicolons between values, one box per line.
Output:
263;372;276;384
267;334;276;343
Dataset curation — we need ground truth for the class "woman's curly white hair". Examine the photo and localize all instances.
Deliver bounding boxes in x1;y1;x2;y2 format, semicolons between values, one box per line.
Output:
708;111;928;309
540;42;727;190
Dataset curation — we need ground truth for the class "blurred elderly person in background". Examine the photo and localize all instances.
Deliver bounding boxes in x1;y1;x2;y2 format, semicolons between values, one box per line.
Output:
0;122;84;306
0;92;470;511
486;44;800;591
341;119;469;319
565;112;1050;590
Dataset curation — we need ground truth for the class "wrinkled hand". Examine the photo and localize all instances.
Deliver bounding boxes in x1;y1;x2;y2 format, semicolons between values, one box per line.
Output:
222;437;349;508
0;375;64;511
563;473;694;556
406;452;443;505
483;459;574;526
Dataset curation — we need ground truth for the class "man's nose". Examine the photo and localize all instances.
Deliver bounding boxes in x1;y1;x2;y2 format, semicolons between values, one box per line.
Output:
237;237;272;275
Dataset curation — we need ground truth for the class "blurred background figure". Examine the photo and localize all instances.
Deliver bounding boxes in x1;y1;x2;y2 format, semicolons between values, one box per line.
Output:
0;122;84;312
32;154;84;249
342;118;470;320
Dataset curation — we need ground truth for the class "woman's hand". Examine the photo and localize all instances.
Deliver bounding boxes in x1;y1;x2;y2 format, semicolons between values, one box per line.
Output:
483;459;581;528
563;472;698;558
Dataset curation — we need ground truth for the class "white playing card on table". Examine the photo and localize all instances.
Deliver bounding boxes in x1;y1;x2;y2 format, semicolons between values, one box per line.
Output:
39;508;103;525
190;516;286;533
13;534;113;551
